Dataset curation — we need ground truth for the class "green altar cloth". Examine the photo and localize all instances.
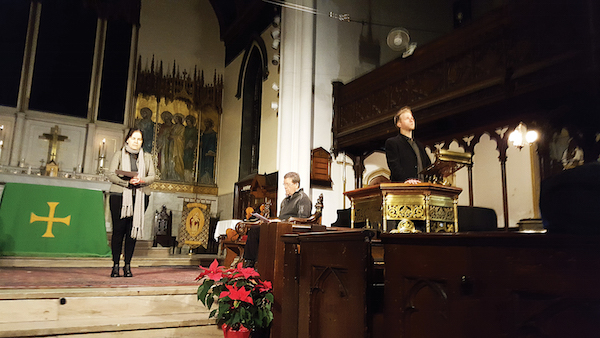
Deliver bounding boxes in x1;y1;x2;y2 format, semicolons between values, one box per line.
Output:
0;183;111;257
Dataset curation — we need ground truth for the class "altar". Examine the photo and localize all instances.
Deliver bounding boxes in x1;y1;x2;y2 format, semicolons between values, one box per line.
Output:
0;172;111;257
344;183;463;233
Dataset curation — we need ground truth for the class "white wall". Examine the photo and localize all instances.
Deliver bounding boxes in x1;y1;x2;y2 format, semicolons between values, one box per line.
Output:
449;140;470;206
138;0;224;76
216;55;244;198
259;28;281;176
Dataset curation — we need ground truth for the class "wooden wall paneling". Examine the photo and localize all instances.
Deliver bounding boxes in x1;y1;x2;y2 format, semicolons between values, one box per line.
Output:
381;233;600;337
295;230;374;338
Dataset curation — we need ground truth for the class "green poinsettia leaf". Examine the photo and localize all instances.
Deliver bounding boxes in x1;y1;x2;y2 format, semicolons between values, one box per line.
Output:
197;280;214;305
206;294;215;309
232;311;241;325
255;308;265;326
265;293;274;302
239;307;247;322
209;309;217;318
218;301;230;316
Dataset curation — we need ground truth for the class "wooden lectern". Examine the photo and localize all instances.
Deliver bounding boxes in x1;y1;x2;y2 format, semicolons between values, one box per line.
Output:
344;149;471;233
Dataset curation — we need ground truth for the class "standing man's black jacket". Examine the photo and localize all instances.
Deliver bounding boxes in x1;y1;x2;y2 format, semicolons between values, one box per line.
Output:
385;134;431;182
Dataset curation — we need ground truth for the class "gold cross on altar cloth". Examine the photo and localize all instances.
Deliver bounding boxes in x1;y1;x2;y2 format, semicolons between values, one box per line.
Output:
39;125;68;163
30;202;71;238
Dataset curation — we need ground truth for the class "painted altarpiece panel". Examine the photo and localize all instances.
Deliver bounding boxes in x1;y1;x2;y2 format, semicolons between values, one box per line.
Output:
134;96;220;185
134;58;223;190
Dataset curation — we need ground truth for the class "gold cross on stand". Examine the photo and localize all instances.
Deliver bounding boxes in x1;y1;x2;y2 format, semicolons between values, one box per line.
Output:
30;202;71;238
39;125;68;163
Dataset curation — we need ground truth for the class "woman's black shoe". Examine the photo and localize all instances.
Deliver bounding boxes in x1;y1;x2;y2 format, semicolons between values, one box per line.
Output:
123;264;133;277
111;264;120;277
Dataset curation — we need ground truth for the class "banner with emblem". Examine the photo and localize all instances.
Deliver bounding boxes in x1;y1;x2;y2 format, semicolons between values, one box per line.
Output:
0;183;111;257
178;200;211;249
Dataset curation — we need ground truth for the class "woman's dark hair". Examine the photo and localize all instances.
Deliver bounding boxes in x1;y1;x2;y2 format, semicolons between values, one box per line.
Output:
124;128;143;144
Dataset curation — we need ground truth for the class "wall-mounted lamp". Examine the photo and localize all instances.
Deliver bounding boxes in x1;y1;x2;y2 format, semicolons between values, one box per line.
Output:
508;122;538;150
272;54;280;66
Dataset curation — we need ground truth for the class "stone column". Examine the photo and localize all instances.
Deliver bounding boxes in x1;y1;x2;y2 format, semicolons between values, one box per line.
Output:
277;1;316;206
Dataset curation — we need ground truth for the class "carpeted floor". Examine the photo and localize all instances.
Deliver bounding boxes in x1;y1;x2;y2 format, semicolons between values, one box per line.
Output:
0;266;204;289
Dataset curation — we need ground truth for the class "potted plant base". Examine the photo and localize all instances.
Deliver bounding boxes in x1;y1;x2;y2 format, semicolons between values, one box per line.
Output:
197;260;274;338
222;324;251;338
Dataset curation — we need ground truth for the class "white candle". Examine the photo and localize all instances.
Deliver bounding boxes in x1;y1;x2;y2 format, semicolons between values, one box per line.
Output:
100;139;106;157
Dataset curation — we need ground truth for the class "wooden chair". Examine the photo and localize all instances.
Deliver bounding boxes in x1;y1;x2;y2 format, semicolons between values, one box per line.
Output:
287;193;323;225
221;203;271;267
153;205;177;253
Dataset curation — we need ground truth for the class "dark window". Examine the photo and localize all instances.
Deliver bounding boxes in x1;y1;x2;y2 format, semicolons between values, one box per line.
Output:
238;47;263;180
0;1;30;107
97;19;132;123
29;0;96;117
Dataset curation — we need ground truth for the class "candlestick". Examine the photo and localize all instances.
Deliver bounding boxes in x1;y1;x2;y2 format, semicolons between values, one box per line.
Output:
101;138;106;157
98;139;106;174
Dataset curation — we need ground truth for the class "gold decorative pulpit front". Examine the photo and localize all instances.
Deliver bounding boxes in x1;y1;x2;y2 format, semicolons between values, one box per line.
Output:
344;183;462;233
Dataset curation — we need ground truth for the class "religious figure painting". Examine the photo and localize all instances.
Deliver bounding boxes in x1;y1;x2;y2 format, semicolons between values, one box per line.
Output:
134;95;219;185
184;114;198;182
199;104;218;185
133;60;223;187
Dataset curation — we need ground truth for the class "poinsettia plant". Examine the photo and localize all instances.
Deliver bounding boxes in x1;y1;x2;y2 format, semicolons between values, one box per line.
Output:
196;259;274;332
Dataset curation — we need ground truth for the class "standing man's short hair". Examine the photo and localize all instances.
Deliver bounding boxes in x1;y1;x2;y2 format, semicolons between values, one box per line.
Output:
393;106;412;126
284;172;301;185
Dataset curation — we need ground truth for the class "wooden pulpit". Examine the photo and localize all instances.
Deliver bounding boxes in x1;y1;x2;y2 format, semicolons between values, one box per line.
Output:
345;183;463;233
345;149;469;233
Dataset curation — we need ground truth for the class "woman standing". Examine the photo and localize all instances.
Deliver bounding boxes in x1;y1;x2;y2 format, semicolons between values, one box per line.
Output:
108;129;155;277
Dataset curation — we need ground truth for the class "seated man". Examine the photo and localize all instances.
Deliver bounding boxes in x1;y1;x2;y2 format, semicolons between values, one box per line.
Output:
243;171;312;268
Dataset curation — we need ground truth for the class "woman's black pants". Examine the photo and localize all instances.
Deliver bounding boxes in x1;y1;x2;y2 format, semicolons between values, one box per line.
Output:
109;193;149;264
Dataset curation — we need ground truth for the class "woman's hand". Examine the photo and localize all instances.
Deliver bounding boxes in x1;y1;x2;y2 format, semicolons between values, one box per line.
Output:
129;176;143;185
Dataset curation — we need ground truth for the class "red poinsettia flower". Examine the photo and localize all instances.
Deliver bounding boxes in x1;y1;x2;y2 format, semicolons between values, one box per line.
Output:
255;279;272;293
233;262;261;279
196;259;224;281
219;284;254;304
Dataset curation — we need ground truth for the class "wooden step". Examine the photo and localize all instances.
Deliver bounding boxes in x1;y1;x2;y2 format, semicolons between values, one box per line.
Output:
0;286;222;337
0;253;220;268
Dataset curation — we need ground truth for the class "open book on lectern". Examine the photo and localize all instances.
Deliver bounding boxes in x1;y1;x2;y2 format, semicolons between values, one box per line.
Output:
420;149;472;184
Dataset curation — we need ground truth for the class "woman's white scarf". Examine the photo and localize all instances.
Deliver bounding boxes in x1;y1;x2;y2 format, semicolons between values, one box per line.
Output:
121;146;145;240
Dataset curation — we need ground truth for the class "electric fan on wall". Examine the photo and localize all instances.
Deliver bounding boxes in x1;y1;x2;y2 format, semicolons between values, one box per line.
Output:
386;27;417;58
